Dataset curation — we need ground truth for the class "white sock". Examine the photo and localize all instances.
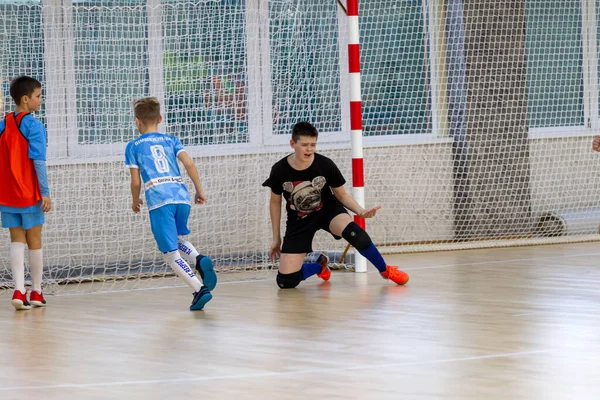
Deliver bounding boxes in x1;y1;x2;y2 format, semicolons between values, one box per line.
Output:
177;238;200;265
29;248;44;292
163;250;202;292
10;242;26;293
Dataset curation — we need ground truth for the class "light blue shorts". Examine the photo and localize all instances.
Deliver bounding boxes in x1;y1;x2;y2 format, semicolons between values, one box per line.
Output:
1;211;45;230
149;203;191;253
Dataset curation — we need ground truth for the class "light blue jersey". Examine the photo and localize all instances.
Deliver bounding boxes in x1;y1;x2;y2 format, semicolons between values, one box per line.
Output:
125;132;190;211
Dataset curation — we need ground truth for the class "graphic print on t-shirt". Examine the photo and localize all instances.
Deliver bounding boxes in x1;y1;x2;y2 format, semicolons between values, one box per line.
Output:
282;176;327;217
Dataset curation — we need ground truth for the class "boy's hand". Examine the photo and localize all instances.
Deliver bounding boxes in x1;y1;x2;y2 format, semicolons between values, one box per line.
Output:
194;190;207;205
132;199;143;213
41;196;52;212
269;239;281;262
358;205;382;219
593;135;600;152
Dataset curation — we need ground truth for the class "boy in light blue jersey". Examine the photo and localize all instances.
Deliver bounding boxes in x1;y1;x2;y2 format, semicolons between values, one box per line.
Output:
125;97;216;311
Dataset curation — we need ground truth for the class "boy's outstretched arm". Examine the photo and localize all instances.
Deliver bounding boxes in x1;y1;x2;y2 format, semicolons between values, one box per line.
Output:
177;152;207;204
332;185;381;219
269;192;282;262
129;168;143;213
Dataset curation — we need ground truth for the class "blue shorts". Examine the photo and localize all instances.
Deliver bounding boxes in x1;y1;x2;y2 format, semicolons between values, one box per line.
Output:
149;203;191;253
1;211;45;230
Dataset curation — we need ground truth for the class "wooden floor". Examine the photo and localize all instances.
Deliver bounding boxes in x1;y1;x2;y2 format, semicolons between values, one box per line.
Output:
1;242;600;400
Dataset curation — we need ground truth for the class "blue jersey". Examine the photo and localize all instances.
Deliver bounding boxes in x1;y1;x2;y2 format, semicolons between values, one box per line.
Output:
125;132;190;211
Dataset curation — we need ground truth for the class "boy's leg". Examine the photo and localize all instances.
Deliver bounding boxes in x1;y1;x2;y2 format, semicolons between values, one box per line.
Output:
177;237;216;289
277;255;328;287
277;225;328;287
163;205;211;310
25;223;44;294
329;213;386;270
173;205;196;263
4;213;30;310
277;253;306;288
174;205;217;291
329;213;409;285
150;206;203;293
162;250;202;292
298;252;330;281
314;252;331;281
163;250;211;310
195;255;217;291
177;236;199;265
8;227;26;293
277;252;329;287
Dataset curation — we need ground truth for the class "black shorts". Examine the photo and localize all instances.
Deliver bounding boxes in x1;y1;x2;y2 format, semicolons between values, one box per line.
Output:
281;205;349;254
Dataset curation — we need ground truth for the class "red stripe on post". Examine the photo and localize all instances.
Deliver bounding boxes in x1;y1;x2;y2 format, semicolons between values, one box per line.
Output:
354;215;366;229
352;158;364;187
350;101;362;130
347;0;358;16
348;44;360;73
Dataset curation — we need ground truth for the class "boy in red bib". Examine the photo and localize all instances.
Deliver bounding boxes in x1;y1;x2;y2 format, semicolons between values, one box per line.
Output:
0;76;51;310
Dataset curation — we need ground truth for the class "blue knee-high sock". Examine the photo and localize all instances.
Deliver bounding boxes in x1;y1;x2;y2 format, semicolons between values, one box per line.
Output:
358;243;387;272
301;262;322;280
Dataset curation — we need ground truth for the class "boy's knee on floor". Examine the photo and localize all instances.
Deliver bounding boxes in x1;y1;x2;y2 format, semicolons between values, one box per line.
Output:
276;270;303;288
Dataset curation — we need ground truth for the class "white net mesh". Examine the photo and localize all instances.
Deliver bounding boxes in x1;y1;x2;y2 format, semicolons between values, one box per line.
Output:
1;0;600;292
268;0;343;134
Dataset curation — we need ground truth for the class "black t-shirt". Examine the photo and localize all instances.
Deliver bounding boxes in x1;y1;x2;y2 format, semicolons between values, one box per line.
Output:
263;153;346;221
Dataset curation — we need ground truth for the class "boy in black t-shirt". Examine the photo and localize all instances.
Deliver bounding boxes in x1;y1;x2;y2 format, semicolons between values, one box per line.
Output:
262;122;409;288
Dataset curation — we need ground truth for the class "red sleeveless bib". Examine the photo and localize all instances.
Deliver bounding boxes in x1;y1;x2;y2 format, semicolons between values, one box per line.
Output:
0;112;42;207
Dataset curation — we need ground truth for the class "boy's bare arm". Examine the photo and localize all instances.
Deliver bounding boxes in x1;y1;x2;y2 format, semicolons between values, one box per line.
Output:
177;151;207;204
269;192;283;261
129;168;143;213
331;185;381;219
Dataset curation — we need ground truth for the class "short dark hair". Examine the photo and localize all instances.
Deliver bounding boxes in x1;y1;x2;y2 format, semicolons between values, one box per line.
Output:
10;76;42;105
134;97;161;125
291;121;318;142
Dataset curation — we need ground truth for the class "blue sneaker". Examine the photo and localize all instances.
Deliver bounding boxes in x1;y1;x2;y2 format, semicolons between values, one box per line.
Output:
196;255;217;291
190;286;212;311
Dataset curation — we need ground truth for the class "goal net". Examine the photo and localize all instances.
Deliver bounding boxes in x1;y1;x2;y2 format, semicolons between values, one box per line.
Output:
1;0;600;292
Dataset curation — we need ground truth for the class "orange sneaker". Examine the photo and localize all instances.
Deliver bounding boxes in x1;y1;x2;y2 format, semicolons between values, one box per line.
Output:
316;252;331;281
11;290;31;310
381;266;409;285
30;290;47;307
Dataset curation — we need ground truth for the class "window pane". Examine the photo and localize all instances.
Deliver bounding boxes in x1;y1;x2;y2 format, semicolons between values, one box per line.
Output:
0;1;46;123
269;0;342;135
526;0;583;128
361;0;430;135
162;0;248;146
73;1;149;144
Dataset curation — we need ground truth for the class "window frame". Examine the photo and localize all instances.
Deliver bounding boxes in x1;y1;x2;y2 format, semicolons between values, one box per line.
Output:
528;0;599;138
39;0;444;161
